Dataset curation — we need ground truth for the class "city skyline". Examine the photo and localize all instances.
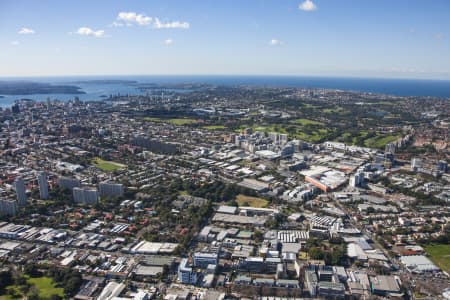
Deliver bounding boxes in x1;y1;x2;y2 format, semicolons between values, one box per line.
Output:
1;0;450;79
0;2;449;296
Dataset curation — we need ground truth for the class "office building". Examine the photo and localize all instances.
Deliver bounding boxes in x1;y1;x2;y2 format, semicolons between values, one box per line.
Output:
349;172;364;188
318;281;345;299
14;177;27;206
318;266;334;281
305;270;318;297
178;258;197;284
240;257;265;273
193;252;218;268
280;143;295;158
73;187;98;205
38;172;49;199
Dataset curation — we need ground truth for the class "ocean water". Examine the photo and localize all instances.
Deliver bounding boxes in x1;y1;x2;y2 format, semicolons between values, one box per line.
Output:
1;75;450;108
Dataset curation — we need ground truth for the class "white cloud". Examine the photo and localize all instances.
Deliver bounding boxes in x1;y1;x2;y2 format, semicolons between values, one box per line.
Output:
434;33;446;40
10;41;20;46
18;27;35;34
299;0;317;11
76;27;105;38
154;18;190;29
111;21;124;28
112;12;190;29
117;12;152;26
270;39;283;46
164;38;174;45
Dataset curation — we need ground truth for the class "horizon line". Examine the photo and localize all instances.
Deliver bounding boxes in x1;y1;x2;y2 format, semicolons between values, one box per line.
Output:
1;73;450;82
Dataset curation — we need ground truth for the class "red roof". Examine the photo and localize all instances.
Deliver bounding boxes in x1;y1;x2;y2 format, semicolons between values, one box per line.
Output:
401;250;419;256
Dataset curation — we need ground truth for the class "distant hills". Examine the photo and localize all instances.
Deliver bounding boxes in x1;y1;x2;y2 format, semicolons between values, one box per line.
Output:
69;79;137;85
0;81;85;95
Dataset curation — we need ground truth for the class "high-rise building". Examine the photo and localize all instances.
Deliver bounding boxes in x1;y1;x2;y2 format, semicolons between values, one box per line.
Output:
411;158;422;171
385;142;396;154
99;182;124;198
349;172;364;188
0;199;19;216
14;177;27;206
38;172;49;199
280;143;295;158
438;160;448;173
269;132;279;144
58;177;81;191
178;258;197;284
279;133;288;145
11;104;20;114
73;187;98;205
235;135;242;147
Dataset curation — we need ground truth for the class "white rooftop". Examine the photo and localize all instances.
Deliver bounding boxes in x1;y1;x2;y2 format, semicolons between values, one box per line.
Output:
400;255;439;272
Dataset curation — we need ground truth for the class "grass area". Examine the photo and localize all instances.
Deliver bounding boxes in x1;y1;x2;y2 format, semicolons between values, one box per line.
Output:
322;107;348;114
363;134;400;149
167;118;198;125
376;101;396;106
143;117;198;126
414;291;428;299
302;103;319;109
240;119;399;147
298;251;308;260
252;125;270;132
425;244;450;273
291;118;324;126
293;129;328;143
1;276;64;300
92;157;126;172
335;130;367;145
143;117;162;122
335;130;400;149
202;125;227;130
244;124;286;134
236;194;269;208
240;121;331;143
179;190;190;196
27;277;64;299
384;113;399;119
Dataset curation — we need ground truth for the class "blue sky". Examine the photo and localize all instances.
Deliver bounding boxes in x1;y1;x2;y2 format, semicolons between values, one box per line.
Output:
1;0;450;79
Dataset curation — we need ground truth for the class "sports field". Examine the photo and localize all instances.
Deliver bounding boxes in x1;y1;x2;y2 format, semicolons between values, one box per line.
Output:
92;157;126;172
143;117;198;125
